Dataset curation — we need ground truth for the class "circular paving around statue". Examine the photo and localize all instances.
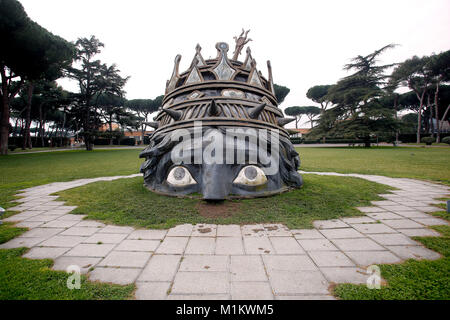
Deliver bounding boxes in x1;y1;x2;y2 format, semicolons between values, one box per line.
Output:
1;172;448;300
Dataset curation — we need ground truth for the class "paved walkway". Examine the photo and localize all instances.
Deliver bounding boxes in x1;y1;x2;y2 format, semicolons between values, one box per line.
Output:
1;172;449;300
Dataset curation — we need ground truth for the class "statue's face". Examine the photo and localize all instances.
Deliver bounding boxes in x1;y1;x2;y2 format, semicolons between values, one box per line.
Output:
140;128;302;200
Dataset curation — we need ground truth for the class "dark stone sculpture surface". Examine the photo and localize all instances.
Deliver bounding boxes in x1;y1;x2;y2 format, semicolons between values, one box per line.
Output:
140;35;302;200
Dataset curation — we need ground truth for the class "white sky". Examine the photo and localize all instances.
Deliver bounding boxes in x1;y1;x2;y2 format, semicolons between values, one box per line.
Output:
19;0;450;128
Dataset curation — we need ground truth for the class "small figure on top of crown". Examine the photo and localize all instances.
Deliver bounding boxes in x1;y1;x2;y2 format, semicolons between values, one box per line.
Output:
232;29;252;60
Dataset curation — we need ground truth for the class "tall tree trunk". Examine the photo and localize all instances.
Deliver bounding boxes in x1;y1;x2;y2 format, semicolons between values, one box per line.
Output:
428;95;434;137
23;81;34;150
0;85;9;155
141;124;145;145
85;105;93;151
109;114;113;145
0;66;10;155
394;94;399;145
416;90;426;144
441;104;450;132
60;108;66;146
434;82;441;143
39;104;45;147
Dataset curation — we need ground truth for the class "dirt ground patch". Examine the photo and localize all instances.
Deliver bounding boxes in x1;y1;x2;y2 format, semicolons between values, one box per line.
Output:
196;200;241;218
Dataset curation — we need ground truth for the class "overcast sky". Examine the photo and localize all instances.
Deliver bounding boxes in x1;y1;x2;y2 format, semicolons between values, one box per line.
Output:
19;0;450;128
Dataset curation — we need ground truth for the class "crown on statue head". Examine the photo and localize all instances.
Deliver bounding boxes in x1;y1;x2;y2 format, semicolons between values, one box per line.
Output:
148;41;294;139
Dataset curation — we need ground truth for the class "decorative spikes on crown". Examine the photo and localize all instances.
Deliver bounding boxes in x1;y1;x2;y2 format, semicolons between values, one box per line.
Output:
149;32;295;139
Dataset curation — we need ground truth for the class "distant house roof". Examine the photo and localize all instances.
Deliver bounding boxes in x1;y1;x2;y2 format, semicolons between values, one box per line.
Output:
290;128;311;134
124;131;154;137
98;123;120;132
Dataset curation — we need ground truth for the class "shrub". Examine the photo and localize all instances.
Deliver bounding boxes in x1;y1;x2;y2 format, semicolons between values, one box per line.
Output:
442;136;450;145
119;138;136;146
289;137;304;144
421;137;435;145
8;145;17;151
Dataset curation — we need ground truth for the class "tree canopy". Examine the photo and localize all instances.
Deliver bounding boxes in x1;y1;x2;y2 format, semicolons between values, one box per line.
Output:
273;84;290;105
0;0;74;154
306;85;333;112
310;44;398;146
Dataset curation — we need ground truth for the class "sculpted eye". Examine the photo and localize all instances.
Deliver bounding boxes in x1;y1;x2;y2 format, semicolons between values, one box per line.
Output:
167;166;197;187
233;165;267;186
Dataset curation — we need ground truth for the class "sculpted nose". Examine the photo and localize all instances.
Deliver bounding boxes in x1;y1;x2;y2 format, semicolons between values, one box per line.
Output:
201;164;231;201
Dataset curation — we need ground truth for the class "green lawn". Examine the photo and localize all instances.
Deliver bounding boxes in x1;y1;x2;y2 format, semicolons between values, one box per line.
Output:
1;146;449;300
0;222;135;300
0;149;142;300
0;149;143;209
297;146;450;185
56;174;391;229
333;225;450;300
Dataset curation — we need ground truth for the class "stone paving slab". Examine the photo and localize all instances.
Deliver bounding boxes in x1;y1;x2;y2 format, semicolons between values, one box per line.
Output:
64;243;115;257
83;233;128;244
138;254;181;282
22;247;69;259
270;236;305;254
308;251;355;267
52;256;101;273
320;267;368;284
412;217;448;226
135;282;171;300
313;219;348;229
319;228;365;239
40;235;86;247
297;239;339;251
230;256;267;282
180;255;228;272
291;229;325;239
155;237;188;254
185;237;215;254
0;237;46;248
172;272;229;294
231;282;274;300
331;238;385;251
90;267;142;285
269;270;329;295
215;237;244;255
2;172;448;300
217;224;241;237
127;229;167;240
60;227;99;237
397;228;441;237
345;250;402;266
368;233;419;246
243;236;274;254
263;255;316;271
387;245;442;260
351;223;397;234
115;239;160;252
381;219;424;229
98;251;151;268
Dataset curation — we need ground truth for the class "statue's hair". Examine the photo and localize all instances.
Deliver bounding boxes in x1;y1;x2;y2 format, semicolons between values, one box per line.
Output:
139;127;302;187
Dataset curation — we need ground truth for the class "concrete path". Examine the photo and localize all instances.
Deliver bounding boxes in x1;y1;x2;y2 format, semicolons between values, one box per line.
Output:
1;172;449;300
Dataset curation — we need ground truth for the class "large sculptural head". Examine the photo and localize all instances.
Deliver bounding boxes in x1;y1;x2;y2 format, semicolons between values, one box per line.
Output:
140;38;303;200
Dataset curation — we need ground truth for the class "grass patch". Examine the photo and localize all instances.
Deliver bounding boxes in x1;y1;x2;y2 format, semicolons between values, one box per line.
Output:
0;248;135;300
0;149;143;209
56;174;391;229
297;147;450;185
333;225;450;300
0;221;135;300
0;222;27;244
